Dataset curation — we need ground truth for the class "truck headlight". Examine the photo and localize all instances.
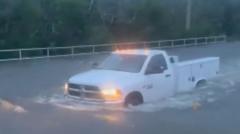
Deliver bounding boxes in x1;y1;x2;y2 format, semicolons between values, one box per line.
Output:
101;88;122;101
64;83;69;95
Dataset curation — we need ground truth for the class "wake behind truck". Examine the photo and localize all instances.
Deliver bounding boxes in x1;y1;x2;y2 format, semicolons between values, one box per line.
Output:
64;49;219;106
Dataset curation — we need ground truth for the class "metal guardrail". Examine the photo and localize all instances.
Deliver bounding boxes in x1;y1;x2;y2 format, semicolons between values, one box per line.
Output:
0;35;226;62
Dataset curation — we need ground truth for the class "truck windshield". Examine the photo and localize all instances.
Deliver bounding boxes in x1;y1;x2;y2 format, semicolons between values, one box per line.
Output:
97;54;147;73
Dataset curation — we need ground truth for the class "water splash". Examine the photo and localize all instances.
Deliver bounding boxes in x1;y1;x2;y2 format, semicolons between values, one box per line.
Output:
34;76;238;113
0;99;27;114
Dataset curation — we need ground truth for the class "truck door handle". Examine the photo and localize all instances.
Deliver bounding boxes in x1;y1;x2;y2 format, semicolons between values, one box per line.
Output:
165;74;171;77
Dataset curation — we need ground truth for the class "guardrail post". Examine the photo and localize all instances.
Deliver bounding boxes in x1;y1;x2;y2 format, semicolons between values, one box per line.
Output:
19;49;22;60
158;41;161;48
92;46;95;54
217;36;220;43
183;39;186;46
143;42;146;48
205;37;208;45
222;35;227;43
214;36;217;44
171;40;174;48
47;48;50;57
195;38;198;46
71;47;74;56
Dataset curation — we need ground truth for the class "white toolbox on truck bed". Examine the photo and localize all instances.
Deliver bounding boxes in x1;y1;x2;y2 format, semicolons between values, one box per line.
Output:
175;57;220;92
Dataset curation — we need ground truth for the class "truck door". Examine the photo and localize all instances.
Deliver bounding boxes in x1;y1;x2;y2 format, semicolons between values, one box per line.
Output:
143;54;174;102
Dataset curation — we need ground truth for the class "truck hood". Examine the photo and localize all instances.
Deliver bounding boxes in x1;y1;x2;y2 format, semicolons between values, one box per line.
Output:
69;69;142;89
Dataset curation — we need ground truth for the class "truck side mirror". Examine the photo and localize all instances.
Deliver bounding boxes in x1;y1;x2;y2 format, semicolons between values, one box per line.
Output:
169;56;179;63
170;57;175;63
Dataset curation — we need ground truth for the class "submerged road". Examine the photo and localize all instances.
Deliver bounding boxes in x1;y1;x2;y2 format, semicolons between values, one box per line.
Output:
0;42;240;134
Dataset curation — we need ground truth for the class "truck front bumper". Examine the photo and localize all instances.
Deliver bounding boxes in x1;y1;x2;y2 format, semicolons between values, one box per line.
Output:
65;95;124;106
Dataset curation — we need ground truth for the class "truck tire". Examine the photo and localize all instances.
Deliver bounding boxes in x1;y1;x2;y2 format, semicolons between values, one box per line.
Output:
196;79;207;88
124;92;143;107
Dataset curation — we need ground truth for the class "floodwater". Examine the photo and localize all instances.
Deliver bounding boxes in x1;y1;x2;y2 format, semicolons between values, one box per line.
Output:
0;42;240;134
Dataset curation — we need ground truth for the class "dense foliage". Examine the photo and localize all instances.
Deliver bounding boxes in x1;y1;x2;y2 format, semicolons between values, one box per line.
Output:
0;0;239;49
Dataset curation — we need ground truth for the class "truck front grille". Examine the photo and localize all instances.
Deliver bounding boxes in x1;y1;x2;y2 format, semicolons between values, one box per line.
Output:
68;83;99;91
68;90;81;97
67;83;103;100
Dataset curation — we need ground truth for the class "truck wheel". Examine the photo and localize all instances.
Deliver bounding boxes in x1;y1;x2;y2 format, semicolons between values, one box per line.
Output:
124;92;143;107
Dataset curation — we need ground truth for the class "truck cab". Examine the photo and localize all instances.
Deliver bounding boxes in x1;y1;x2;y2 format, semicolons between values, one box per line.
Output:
137;50;175;102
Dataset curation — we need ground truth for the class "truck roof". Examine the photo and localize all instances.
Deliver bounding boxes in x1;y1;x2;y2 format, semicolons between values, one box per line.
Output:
113;49;164;56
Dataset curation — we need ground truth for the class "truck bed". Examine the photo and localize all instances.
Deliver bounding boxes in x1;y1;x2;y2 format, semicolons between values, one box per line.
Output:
174;57;220;92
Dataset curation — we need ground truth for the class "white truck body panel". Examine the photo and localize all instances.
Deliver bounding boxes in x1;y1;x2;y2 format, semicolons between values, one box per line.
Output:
175;57;220;92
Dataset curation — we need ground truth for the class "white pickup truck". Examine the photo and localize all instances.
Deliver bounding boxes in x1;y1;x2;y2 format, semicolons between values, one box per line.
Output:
64;49;219;106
